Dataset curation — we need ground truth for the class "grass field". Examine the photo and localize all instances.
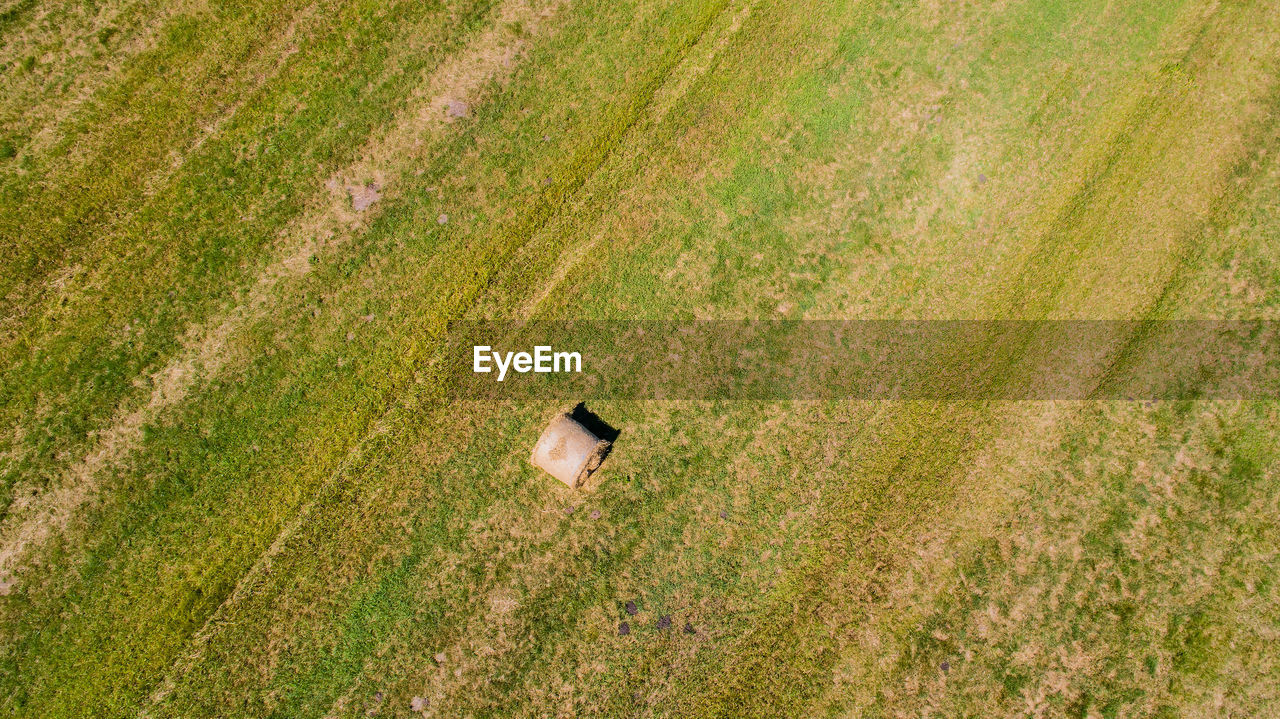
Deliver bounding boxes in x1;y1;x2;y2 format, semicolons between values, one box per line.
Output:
2;0;1280;716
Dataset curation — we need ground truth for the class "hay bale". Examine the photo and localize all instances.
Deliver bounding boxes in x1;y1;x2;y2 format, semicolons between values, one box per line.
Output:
530;413;611;488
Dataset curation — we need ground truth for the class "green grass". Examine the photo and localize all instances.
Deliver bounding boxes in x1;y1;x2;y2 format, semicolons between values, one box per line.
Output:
2;0;1279;717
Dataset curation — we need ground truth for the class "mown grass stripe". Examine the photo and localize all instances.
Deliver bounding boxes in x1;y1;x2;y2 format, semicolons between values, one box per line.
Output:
160;0;745;712
676;3;1280;712
5;0;1280;715
140;0;1228;706
0;0;495;521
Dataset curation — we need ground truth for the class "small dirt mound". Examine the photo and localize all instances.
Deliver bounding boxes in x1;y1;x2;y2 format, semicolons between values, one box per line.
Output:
445;99;469;119
349;182;381;212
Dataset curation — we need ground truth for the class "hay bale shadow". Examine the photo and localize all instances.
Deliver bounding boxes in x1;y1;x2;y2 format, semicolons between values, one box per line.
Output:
569;403;620;443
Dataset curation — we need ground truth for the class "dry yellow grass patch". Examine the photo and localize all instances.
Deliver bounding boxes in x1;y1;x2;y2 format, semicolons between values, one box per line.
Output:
0;0;200;158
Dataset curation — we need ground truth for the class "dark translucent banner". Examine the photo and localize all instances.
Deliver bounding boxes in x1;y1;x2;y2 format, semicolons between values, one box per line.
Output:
436;321;1280;400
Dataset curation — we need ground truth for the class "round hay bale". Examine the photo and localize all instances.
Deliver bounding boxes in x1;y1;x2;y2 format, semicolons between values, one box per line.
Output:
530;413;611;488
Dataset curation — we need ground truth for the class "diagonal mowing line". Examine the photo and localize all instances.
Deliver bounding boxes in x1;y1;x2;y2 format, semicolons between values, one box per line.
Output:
985;0;1223;322
450;0;1280;706
0;0;556;597
140;0;578;707
391;0;1269;706
0;0;193;158
0;0;262;313
697;4;1280;710
141;410;402;710
516;0;759;320
1088;80;1280;402
155;0;758;711
0;0;320;530
0;0;207;330
425;0;737;333
314;4;770;706
145;3;318;193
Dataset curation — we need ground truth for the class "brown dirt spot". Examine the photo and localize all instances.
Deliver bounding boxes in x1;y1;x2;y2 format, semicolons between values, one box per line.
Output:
349;182;382;212
445;99;470;119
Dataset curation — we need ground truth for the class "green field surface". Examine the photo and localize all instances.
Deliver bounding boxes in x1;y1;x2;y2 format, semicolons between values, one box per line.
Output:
3;0;1280;716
